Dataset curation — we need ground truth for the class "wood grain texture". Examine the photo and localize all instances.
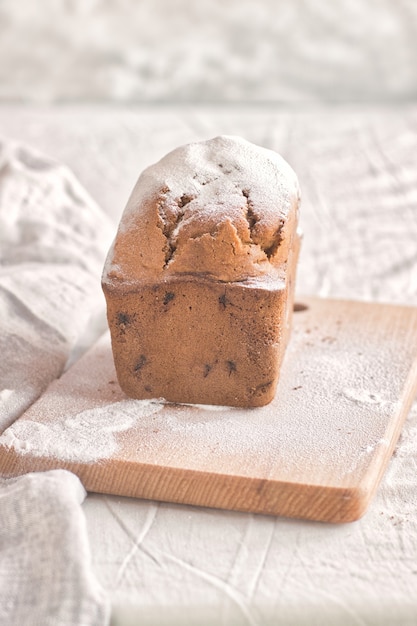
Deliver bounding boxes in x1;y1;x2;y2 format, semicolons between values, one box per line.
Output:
1;296;416;523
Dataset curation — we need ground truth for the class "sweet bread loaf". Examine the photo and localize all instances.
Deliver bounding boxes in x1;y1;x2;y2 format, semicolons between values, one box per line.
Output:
102;136;301;407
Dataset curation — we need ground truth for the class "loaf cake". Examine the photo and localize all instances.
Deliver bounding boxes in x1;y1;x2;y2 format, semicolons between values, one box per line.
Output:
102;135;301;407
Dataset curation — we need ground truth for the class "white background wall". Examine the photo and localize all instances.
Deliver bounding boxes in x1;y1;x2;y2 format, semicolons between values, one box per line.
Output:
1;0;416;104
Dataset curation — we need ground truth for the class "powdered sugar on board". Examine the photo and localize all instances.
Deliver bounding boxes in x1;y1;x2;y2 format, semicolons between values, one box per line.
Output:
1;400;164;463
0;139;114;432
0;297;416;522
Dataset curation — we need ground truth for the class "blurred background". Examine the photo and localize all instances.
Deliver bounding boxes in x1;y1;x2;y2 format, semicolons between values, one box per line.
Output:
1;0;416;105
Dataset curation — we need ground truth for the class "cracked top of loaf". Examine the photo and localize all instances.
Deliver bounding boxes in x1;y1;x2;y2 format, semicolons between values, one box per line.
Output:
103;135;300;285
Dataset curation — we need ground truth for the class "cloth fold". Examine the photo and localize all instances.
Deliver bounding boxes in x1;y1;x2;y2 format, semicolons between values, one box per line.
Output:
0;469;109;626
0;138;114;433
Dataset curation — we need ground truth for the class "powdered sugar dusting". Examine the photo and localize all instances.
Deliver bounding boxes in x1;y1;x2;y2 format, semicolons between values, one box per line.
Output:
104;135;300;285
1;400;163;463
341;388;385;406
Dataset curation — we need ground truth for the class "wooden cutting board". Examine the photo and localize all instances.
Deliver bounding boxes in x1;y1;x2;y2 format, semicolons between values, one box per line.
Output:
1;296;417;523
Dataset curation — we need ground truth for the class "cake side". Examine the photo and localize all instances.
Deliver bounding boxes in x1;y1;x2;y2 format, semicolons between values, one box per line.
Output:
104;278;287;407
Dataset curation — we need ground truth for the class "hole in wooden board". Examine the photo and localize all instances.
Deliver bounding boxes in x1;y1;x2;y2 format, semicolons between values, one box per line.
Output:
294;302;309;312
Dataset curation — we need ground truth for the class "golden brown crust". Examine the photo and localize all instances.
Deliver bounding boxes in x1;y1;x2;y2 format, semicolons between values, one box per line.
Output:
104;135;300;286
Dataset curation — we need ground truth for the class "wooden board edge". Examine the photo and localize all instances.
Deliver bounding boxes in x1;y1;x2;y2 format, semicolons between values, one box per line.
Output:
358;353;417;510
0;446;372;524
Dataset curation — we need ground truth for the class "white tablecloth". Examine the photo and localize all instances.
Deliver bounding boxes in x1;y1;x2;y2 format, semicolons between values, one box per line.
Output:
1;105;417;626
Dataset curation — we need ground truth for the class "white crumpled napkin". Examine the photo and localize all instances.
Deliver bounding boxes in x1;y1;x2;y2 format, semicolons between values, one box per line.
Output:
0;142;112;624
0;138;114;432
0;469;109;626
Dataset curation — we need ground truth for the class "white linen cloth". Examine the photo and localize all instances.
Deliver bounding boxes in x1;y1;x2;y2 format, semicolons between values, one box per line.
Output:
0;141;112;624
0;469;109;626
0;138;113;433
